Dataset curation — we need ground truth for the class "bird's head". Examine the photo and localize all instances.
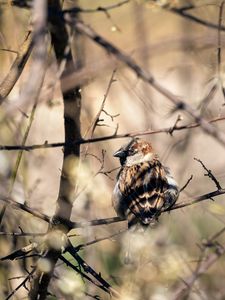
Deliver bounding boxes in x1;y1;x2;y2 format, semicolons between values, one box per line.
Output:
113;138;155;166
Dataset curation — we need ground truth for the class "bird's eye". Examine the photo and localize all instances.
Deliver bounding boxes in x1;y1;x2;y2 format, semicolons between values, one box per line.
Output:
128;148;136;156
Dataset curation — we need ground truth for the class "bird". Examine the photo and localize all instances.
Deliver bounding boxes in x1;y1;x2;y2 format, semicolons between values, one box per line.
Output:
112;138;179;228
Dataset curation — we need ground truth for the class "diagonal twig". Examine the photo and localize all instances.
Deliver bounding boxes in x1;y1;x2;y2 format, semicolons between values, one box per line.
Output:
194;158;222;190
0;31;33;103
41;18;225;147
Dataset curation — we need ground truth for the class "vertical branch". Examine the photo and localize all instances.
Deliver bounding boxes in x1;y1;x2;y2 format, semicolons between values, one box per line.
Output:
48;0;82;223
29;1;83;299
218;1;225;102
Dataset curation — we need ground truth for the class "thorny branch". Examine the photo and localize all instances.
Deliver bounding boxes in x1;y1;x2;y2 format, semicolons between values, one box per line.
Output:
179;175;193;193
0;115;224;151
217;1;225;101
63;0;130;15
2;187;225;230
66;239;120;298
83;69;118;158
5;268;36;300
29;0;83;298
173;230;225;299
169;4;225;32
68;19;225;147
59;255;111;295
194;158;222;190
0;31;33;103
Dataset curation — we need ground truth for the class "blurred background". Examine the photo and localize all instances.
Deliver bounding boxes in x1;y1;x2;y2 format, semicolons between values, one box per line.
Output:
0;0;225;299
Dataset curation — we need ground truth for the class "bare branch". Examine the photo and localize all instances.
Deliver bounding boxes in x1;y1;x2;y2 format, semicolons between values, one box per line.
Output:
29;0;83;297
15;0;48;113
0;31;33;103
169;5;225;32
1;242;38;261
166;188;225;212
194;158;222;190
62;0;130;14
59;255;111;295
172;243;225;299
70;229;126;252
50;19;225;147
67;239;120;298
5;268;36;300
179;175;193;193
0;115;224;151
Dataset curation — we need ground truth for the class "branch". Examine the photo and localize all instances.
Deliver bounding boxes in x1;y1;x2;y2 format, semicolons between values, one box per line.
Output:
172;242;225;299
0;115;224;151
194;158;222;190
0;31;33;103
2;189;225;230
179;175;193;193
66;239;120;298
48;19;225;147
59;255;110;295
15;1;48;113
29;0;83;298
169;5;225;32
62;0;129;14
166;189;225;212
5;268;36;300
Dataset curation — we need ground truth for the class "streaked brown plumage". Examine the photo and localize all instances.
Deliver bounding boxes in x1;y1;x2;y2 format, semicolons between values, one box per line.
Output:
112;138;179;228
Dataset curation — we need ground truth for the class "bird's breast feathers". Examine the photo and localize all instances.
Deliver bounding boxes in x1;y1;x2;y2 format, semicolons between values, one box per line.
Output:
112;159;179;227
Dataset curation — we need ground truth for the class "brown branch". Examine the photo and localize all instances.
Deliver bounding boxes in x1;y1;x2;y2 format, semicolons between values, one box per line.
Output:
194;158;222;190
0;196;51;225
172;243;225;299
59;255;111;295
16;2;48;112
0;115;224;151
2;188;225;231
166;188;225;212
218;2;225;103
69;229;126;252
83;69;117;157
169;5;225;32
1;242;38;261
29;0;83;298
0;31;33;103
67;239;120;298
62;0;130;14
68;19;225;147
0;231;46;237
5;268;36;300
89;69;117;138
179;175;193;193
0;101;39;226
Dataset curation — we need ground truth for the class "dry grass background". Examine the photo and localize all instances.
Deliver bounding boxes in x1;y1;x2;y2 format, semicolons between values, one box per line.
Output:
0;0;225;299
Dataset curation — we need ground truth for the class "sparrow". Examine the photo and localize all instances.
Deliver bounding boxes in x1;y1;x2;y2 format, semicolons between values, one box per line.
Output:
112;138;179;228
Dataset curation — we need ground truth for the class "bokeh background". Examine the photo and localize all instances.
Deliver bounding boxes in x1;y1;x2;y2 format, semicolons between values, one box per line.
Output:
0;0;225;299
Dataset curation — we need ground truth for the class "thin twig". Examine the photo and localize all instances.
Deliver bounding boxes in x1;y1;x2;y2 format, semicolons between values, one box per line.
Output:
194;158;222;190
179;175;193;193
70;229;126;252
5;268;36;300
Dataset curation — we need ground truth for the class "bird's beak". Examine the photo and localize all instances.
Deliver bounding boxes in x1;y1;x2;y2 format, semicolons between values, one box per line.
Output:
113;148;126;158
